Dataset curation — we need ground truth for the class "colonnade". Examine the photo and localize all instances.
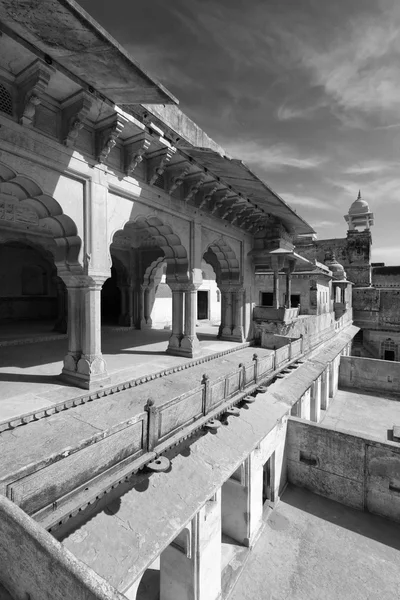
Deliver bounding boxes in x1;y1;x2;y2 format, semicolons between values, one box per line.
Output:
127;446;279;600
219;286;245;342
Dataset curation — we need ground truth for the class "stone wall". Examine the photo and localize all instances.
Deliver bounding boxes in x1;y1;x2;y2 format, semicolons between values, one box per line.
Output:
339;355;400;393
287;418;400;523
0;494;124;600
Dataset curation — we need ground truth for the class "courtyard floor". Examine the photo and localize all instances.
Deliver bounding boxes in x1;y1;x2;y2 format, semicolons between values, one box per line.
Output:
321;387;400;442
230;485;400;600
0;321;245;424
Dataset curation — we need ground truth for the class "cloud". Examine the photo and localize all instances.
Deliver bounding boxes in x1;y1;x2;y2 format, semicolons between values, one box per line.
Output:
343;161;396;176
287;3;400;121
332;175;400;206
372;245;400;265
224;141;327;172
276;102;325;122
280;192;337;211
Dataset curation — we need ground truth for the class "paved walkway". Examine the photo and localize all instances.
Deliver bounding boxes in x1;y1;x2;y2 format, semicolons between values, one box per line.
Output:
230;485;400;600
0;322;243;424
321;388;400;442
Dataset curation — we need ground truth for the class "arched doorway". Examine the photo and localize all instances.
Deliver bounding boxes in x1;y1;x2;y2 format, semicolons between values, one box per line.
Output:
0;241;59;336
203;239;243;341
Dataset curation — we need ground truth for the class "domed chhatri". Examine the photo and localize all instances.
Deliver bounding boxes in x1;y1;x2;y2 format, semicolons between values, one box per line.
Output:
344;190;374;230
325;253;347;280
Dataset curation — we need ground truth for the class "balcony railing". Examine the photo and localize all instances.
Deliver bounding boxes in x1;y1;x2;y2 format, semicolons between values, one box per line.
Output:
253;305;300;323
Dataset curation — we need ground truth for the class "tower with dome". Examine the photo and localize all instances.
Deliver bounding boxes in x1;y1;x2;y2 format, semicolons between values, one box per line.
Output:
344;190;374;231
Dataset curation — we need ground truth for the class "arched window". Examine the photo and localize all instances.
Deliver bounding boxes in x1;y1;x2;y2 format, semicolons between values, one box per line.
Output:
381;338;397;361
0;83;13;116
22;265;47;296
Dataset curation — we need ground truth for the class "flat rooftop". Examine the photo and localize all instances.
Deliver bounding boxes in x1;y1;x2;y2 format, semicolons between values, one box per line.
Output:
321;388;400;443
230;485;400;600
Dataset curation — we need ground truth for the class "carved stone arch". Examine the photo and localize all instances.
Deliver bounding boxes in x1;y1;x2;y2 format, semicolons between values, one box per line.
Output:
0;162;82;271
203;237;240;285
143;256;166;288
112;214;189;283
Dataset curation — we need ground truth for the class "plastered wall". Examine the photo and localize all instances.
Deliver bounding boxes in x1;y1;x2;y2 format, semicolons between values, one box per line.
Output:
339;355;400;393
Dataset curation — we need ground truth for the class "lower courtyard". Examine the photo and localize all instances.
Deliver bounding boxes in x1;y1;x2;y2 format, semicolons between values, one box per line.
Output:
230;485;400;600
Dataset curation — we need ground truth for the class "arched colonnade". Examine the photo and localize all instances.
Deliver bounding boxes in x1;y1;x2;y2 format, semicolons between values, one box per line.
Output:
0;164;246;389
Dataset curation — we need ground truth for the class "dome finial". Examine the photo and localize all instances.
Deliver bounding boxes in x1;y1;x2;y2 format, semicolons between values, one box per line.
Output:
357;189;361;200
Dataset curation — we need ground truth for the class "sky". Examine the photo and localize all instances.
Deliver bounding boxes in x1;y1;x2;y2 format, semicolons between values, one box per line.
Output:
80;0;400;264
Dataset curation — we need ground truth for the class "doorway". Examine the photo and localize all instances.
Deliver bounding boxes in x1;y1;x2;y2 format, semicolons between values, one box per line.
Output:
385;350;395;361
197;290;209;320
262;452;275;505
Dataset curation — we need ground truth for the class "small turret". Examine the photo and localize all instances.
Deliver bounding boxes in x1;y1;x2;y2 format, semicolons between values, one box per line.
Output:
344;190;374;231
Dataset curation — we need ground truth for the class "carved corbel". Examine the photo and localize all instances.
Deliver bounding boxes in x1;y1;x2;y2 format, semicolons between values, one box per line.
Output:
230;205;249;225
148;147;176;185
96;114;128;163
168;162;191;194
210;190;230;214
184;172;207;203
198;182;219;209
220;202;235;220
16;59;53;127
124;133;152;176
62;91;93;148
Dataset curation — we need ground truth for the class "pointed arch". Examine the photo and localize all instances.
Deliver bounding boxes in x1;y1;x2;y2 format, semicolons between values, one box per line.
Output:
113;214;189;282
0;162;82;269
203;238;240;284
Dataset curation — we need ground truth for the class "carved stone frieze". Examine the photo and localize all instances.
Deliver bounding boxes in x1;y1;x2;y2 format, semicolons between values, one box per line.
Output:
0;200;39;226
124;133;152;176
16;59;53;127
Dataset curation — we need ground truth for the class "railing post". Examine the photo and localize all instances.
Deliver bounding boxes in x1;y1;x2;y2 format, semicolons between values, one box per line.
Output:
289;340;292;361
273;348;277;371
253;353;259;383
239;363;246;391
146;398;159;451
202;373;211;415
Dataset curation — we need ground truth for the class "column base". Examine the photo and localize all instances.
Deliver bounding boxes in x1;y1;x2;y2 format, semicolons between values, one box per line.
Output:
231;327;245;342
221;326;233;337
140;318;152;329
166;334;201;358
61;354;110;390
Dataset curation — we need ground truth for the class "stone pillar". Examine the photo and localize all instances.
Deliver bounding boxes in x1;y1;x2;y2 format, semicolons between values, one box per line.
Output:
127;284;135;327
61;276;109;389
160;491;221;600
272;268;280;309
167;284;185;353
321;368;330;410
118;285;128;326
140;286;152;329
285;270;292;308
62;283;83;377
328;361;334;398
53;277;67;333
221;452;263;548
221;287;233;338
76;277;110;389
232;287;244;342
218;288;225;338
180;284;200;357
310;376;321;422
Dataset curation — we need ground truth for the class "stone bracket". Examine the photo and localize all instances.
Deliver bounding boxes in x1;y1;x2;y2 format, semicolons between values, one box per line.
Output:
96;114;128;163
124;132;153;176
183;172;207;203
16;59;54;127
167;161;192;194
210;190;231;214
62;91;93;148
198;182;219;209
148;147;176;185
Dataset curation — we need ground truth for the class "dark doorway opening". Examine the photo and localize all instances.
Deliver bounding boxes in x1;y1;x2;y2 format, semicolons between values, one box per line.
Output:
101;266;121;325
385;350;395;361
197;290;209;320
290;294;301;308
262;452;275;505
261;292;273;306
